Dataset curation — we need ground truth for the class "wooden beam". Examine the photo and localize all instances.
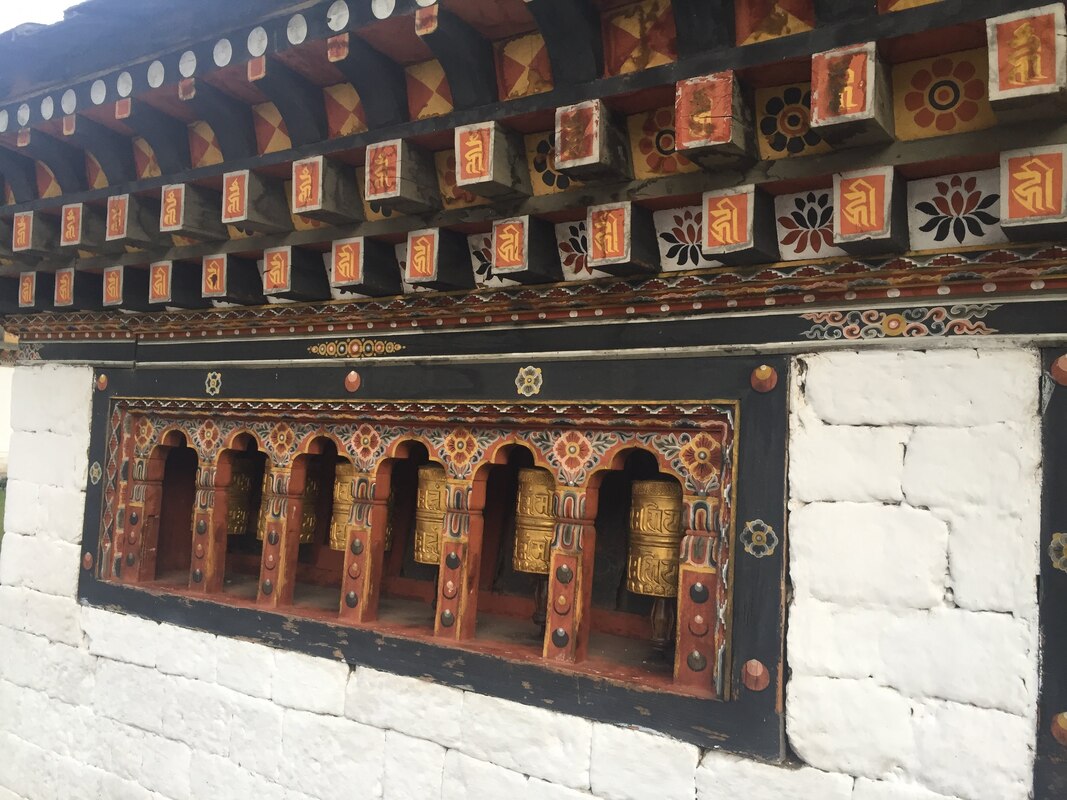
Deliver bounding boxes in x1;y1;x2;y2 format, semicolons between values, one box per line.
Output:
7;131;86;193
249;59;328;148
329;35;409;128
330;237;402;297
12;211;58;257
415;6;497;111
120;100;192;174
201;253;265;305
814;0;877;24
263;246;331;302
59;116;136;184
490;216;562;284
524;0;603;86
103;265;151;312
454;122;531;198
52;266;102;311
106;194;161;248
672;0;735;56
15;271;54;313
221;170;290;234
291;156;362;226
148;260;212;309
181;79;258;161
405;228;474;291
160;183;226;242
59;202;117;255
0;275;20;313
0;148;39;203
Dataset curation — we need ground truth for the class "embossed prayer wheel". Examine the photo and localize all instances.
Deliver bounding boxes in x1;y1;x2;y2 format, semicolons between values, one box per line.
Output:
225;457;257;536
299;475;321;544
328;461;355;551
627;480;684;598
414;465;447;565
513;468;555;574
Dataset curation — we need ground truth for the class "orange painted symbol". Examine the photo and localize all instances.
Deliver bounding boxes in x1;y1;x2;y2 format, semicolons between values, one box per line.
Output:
55;270;74;305
161;186;183;230
203;258;225;296
223;173;246;221
62;205;81;246
459;128;490;181
265;250;289;291
706;197;743;248
150;263;170;303
494;222;525;269
104;269;122;305
13;213;31;251
590;207;627;262
368;144;398;198
333;240;361;284
842;178;879;231
18;274;34;306
295;160;318;210
1011;155;1061;216
408;233;436;279
1009;21;1046;86
557;105;595;164
107;195;128;239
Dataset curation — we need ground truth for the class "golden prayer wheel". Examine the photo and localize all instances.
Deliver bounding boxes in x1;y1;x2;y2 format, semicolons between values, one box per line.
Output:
627;480;684;598
384;491;395;553
225;457;257;536
513;468;555;574
329;462;355;551
299;475;321;544
414;464;447;565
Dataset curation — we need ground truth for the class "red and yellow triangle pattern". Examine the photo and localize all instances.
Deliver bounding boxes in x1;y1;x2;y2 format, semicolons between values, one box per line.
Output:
86;153;108;190
494;32;553;101
253;102;293;155
736;0;815;45
323;83;367;138
602;0;678;77
133;136;161;180
36;162;61;199
879;0;941;11
188;121;224;169
406;59;454;121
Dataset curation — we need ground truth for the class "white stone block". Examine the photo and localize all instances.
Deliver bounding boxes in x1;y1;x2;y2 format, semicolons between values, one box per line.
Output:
787;676;915;779
52;757;106;800
903;423;1040;516
98;774;156;800
215;635;275;699
0;533;81;597
10;363;94;437
912;700;1034;800
139;735;192;800
697;750;853;800
228;693;285;781
272;649;349;715
787;599;882;681
190;752;255;798
38;485;88;544
16;586;82;646
160;677;237;756
0;733;58;800
279;709;385;800
802;350;1038;427
154;623;217;682
590;724;698;800
73;716;145;780
789;502;948;608
853;778;961;800
789;423;908;503
462;692;592;790
384;731;446;800
82;606;159;667
945;511;1039;613
93;659;167;734
3;479;43;537
7;429;88;490
347;667;463;749
527;779;599;800
442;750;528;800
40;641;96;706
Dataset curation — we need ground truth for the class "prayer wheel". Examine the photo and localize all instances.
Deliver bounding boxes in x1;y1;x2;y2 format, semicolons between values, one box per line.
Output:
298;475;321;544
512;468;555;574
225;457;257;536
328;461;355;551
414;464;447;565
627;480;684;597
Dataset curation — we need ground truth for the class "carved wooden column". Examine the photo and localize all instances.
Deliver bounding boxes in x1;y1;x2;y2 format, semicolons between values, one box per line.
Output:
116;455;164;584
434;479;485;641
542;487;599;663
189;457;228;594
674;496;722;695
338;470;390;622
256;462;307;609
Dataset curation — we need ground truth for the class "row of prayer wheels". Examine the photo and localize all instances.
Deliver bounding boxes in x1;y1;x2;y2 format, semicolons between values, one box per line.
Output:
224;455;685;602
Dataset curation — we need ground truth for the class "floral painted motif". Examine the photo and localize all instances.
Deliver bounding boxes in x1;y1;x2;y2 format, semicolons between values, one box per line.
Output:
678;433;723;485
527;132;580;197
205;372;222;396
894;50;995;141
351;424;382;463
134;417;155;452
195;419;222;456
1051;532;1067;574
653;207;719;270
443;429;479;470
802;305;999;340
266;423;297;463
515;366;544;397
775;191;842;258
629;107;697;179
741;520;778;558
757;84;828;160
914;175;1000;244
89;462;103;486
436;151;487;211
555;221;603;281
553;431;594;473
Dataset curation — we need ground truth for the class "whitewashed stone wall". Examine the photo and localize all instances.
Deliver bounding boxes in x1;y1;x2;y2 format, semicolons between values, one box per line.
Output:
0;351;1043;800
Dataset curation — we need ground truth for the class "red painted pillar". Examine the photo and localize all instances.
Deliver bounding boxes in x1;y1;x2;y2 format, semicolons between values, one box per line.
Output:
542;487;598;663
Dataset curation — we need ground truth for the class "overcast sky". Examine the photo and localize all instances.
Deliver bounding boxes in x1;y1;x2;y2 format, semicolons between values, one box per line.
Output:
0;1;70;33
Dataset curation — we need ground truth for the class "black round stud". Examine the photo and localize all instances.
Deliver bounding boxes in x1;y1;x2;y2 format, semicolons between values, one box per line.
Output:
345;591;359;608
440;610;455;627
129;511;139;526
268;532;280;546
556;564;573;585
196;519;207;535
192;569;203;584
551;628;570;648
126;553;136;567
350;538;364;556
262;579;273;596
445;552;461;569
687;650;707;672
690;582;709;604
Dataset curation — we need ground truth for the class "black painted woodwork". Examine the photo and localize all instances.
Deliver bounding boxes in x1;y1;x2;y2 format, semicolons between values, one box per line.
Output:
60;116;136;184
268;247;331;302
416;8;496;111
108;266;151;312
672;0;735;56
205;255;264;305
58;269;102;311
333;237;402;298
181;80;258;161
122;100;192;174
524;0;603;86
331;36;409;129
251;59;328;148
148;260;211;310
3;132;86;194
